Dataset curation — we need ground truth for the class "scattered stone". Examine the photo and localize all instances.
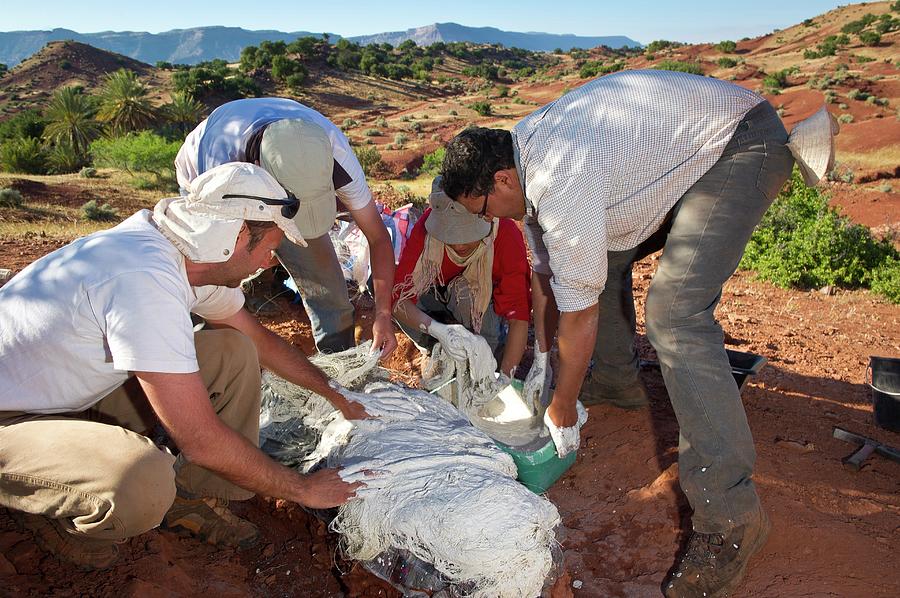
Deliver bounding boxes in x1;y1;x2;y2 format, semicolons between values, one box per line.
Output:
819;285;835;296
774;437;815;452
5;540;42;575
0;553;16;575
0;269;12;286
572;579;583;589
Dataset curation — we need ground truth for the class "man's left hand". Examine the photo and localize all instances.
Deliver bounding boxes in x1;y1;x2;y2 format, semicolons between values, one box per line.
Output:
370;312;398;360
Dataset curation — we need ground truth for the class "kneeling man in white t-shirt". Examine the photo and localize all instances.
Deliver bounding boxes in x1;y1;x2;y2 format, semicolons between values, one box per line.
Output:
0;162;380;569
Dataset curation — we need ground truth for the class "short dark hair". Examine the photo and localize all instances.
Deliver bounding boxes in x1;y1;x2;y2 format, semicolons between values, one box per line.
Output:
440;127;514;200
245;220;279;251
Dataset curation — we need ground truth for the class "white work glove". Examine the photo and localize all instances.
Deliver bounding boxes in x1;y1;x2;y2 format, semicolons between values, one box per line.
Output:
523;350;552;412
543;402;588;458
427;321;497;382
426;321;478;362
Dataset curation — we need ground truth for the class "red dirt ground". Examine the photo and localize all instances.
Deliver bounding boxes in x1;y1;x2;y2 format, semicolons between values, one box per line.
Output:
1;236;898;597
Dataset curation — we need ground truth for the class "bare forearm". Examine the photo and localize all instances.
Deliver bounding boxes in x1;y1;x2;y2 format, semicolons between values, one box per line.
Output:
548;305;598;425
369;235;396;320
531;271;559;353
500;319;529;376
191;421;313;503
393;298;431;333
136;372;315;505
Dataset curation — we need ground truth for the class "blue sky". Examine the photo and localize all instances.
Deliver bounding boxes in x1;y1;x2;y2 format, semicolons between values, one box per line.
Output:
5;0;846;44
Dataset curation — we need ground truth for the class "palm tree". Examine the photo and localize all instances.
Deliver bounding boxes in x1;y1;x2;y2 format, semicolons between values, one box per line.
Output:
96;69;157;136
43;86;101;157
164;92;204;136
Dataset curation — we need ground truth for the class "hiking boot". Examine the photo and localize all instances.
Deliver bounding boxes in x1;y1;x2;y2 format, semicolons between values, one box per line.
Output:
663;505;771;598
12;511;119;570
163;496;260;548
580;377;649;409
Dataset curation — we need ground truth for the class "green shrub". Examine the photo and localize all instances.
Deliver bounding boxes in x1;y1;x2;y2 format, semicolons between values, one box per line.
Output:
421;147;445;175
715;40;737;53
0;110;47;142
363;128;382;137
79;166;98;178
859;31;881;46
470;101;493;116
741;169;899;301
81;199;118;221
717;57;738;68
408;121;423;133
394;133;409;148
353;145;382;176
448;109;458;116
579;60;625;78
342;118;360;129
763;68;795;92
871;256;900;303
90;131;180;190
837;114;854;124
654;60;703;75
47;141;88;174
0;137;49;174
375;116;388;128
0;188;24;208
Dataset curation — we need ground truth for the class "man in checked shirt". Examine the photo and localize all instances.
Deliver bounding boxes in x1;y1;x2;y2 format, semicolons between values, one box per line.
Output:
440;69;835;597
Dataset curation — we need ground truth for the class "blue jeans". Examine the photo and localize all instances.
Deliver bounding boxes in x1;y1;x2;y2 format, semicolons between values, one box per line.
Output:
276;235;355;353
592;102;794;532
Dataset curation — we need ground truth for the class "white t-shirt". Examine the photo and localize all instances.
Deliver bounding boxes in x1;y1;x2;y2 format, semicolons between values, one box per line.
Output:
0;210;244;414
175;97;372;211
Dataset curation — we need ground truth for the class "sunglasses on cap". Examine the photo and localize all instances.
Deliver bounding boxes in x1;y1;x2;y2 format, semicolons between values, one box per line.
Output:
222;191;300;219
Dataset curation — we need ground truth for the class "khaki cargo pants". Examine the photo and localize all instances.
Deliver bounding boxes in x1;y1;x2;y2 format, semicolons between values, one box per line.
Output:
0;329;261;541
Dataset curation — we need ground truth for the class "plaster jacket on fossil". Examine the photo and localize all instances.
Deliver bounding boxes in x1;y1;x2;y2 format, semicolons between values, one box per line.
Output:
259;343;563;597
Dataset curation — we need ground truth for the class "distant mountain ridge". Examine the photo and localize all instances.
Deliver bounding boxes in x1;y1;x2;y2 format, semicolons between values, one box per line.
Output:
0;27;330;67
348;22;640;52
0;23;640;67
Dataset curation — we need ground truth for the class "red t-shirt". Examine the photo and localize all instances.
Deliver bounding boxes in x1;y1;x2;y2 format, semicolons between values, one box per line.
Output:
393;209;531;322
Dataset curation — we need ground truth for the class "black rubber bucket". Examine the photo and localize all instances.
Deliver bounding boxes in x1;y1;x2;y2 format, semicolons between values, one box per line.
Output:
869;356;900;432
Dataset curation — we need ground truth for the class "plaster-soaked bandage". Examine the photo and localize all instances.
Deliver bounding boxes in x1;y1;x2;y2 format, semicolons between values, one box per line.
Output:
258;343;563;597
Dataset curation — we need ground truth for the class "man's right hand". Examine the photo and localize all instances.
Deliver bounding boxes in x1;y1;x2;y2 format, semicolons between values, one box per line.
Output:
299;465;386;509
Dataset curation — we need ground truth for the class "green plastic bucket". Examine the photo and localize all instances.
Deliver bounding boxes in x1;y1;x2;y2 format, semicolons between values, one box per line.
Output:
492;380;577;494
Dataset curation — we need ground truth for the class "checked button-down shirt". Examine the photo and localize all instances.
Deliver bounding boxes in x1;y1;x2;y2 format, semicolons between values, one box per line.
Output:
513;69;765;312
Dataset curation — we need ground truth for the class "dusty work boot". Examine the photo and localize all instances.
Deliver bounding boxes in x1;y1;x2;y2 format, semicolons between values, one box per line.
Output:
663;505;771;598
163;496;260;548
12;511;119;570
579;377;649;410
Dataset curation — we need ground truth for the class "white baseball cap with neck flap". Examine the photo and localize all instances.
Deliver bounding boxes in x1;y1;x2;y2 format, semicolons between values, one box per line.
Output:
153;162;307;263
259;118;337;240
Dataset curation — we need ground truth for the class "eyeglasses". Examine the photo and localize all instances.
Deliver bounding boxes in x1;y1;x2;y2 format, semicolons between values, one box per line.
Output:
478;191;489;218
222;192;300;219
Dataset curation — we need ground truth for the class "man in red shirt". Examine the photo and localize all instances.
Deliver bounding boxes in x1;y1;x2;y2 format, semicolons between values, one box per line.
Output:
393;177;531;378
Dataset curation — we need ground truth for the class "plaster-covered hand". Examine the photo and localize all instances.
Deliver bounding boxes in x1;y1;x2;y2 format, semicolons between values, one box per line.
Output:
426;321;481;363
543;402;588;458
523;350;551;412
